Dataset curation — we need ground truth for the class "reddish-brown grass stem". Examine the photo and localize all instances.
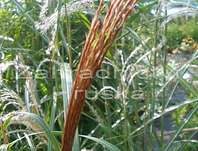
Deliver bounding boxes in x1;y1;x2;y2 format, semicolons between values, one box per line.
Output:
61;0;137;150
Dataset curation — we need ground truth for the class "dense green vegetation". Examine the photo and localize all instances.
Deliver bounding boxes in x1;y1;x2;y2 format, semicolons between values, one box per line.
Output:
0;0;198;151
167;18;198;49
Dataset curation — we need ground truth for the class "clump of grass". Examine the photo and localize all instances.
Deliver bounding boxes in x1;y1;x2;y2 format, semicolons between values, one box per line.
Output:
1;0;198;150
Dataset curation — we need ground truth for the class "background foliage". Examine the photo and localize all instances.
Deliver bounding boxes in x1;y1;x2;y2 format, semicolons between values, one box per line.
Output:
0;0;198;151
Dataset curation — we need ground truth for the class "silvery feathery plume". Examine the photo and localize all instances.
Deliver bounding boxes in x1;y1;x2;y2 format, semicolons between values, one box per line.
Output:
39;0;49;21
45;21;58;55
0;59;41;113
0;86;23;111
0;112;45;139
36;0;94;55
35;0;94;33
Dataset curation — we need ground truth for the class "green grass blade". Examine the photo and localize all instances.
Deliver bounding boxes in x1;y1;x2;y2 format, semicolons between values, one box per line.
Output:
80;135;121;151
164;103;198;151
